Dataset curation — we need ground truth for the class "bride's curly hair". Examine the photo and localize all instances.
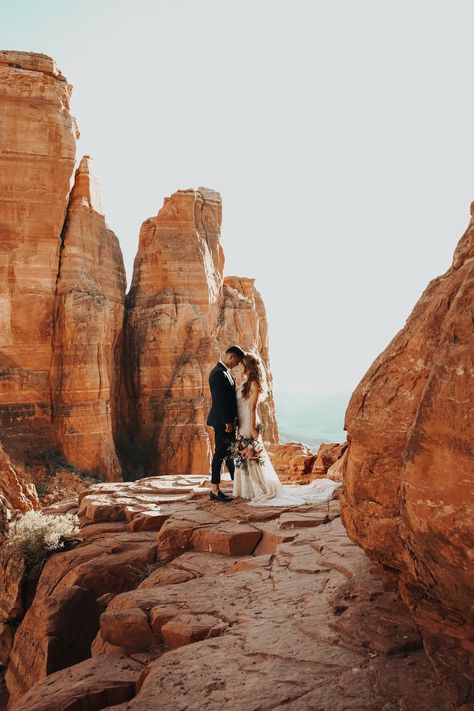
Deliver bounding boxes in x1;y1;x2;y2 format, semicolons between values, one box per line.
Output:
241;352;268;400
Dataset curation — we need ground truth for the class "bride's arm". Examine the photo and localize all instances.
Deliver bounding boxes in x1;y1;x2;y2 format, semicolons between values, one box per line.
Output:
249;381;260;440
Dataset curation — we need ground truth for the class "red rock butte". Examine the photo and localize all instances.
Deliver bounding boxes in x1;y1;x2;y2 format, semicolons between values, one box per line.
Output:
0;50;278;501
0;49;472;710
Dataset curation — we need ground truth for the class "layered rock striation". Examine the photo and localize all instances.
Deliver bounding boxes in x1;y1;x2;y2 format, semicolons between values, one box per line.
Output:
0;51;77;455
0;52;278;490
50;156;126;480
0;52;127;483
120;188;278;476
342;207;474;705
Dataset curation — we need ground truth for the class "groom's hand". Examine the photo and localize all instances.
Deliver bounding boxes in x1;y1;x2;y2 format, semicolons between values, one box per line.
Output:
225;423;234;432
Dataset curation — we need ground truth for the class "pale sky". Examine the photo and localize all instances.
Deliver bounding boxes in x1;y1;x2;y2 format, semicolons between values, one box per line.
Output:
3;0;473;395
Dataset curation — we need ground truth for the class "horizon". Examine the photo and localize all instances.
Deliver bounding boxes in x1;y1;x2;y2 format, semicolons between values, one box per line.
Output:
3;0;474;397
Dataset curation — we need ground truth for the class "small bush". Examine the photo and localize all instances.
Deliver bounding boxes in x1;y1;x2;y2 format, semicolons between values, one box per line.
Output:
40;448;75;474
38;449;104;484
3;510;79;573
127;562;159;584
76;467;104;484
34;483;50;497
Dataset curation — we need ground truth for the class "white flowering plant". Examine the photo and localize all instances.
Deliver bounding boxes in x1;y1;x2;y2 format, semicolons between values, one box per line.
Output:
3;510;80;571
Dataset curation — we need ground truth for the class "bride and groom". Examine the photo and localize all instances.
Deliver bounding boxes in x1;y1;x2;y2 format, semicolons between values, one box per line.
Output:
207;345;341;505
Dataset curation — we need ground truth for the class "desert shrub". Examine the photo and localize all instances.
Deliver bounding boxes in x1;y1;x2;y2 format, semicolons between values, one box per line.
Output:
38;449;104;484
39;448;75;474
3;510;79;573
76;467;104;484
127;562;159;584
34;483;50;497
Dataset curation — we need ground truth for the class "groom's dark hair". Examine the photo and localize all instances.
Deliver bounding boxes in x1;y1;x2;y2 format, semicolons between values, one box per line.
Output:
226;345;245;359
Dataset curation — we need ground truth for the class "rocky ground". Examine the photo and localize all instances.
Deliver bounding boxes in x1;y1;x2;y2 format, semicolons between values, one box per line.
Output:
1;475;453;711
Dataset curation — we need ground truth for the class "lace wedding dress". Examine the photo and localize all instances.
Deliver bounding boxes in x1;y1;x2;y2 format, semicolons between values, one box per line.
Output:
232;384;341;506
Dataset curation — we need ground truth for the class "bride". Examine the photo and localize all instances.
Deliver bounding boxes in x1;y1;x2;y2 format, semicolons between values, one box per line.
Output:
232;353;341;506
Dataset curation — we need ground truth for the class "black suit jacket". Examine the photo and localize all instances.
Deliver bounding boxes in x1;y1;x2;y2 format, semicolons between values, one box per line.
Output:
207;362;238;428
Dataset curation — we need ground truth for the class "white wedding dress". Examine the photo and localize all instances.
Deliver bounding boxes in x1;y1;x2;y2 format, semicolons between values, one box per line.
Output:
232;384;341;506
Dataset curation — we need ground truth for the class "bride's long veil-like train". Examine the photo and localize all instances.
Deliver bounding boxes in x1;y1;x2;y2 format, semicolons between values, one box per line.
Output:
232;383;341;506
234;447;341;507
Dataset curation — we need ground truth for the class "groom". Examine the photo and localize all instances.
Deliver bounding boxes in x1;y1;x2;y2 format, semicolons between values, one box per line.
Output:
207;345;245;502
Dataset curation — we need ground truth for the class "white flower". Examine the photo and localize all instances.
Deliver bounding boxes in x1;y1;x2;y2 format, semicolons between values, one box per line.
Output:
4;510;79;563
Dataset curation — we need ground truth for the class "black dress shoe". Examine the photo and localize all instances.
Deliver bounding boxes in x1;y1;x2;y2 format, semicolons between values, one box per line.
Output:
210;490;232;502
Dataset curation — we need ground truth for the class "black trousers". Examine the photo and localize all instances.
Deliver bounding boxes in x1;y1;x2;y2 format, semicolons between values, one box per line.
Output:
211;425;235;485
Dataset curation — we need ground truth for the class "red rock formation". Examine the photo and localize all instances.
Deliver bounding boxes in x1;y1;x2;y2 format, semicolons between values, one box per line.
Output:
7;476;452;710
0;444;38;537
50;156;126;480
0;51;77;456
268;441;347;484
0;51;278;487
120;188;278;476
9;655;143;711
5;528;157;702
0;52;126;483
0;445;39;675
342;206;474;705
267;442;316;482
313;442;347;478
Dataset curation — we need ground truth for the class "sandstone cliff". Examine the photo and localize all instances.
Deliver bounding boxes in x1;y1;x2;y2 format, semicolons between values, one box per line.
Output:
0;52;278;488
120;188;278;476
0;444;38;539
342;206;474;705
50;156;126;480
0;52;127;484
0;51;77;456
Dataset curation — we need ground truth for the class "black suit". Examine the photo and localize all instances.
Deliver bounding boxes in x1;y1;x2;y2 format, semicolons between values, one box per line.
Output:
207;362;238;484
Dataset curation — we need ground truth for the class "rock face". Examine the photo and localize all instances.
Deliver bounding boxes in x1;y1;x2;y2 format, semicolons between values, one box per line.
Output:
120;188;278;476
0;51;77;456
267;442;317;482
0;52;125;483
50;156;126;480
342;207;474;705
0;444;38;537
0;51;278;486
8;476;452;710
268;441;347;484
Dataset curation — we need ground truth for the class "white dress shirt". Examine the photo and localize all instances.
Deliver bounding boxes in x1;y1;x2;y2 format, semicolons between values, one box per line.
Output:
218;360;234;385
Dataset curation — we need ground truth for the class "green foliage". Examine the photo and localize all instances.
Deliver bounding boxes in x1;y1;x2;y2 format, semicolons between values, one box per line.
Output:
34;483;50;497
40;447;75;474
37;448;104;483
76;467;104;484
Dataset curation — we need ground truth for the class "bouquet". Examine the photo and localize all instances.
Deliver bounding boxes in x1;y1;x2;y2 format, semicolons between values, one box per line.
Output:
228;422;265;471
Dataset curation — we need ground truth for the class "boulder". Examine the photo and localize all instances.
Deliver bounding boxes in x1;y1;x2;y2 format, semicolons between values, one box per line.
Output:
6;585;100;704
342;204;474;705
